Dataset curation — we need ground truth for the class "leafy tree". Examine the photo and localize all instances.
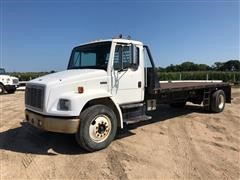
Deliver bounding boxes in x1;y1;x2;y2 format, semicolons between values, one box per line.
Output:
166;64;177;72
212;62;224;71
198;64;211;71
223;60;240;71
180;62;198;71
157;67;165;72
164;60;239;72
212;60;240;71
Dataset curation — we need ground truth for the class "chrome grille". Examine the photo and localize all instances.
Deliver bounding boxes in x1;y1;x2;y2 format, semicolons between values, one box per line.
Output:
25;85;44;111
13;79;19;84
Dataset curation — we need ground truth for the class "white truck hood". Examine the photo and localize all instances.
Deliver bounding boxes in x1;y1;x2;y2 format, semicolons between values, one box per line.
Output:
29;69;107;85
26;69;109;116
0;74;12;79
0;74;19;79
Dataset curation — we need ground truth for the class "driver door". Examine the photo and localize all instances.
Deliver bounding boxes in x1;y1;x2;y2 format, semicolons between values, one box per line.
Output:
111;43;143;104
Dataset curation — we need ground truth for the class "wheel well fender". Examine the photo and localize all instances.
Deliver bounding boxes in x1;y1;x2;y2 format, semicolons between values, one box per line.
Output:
82;97;123;128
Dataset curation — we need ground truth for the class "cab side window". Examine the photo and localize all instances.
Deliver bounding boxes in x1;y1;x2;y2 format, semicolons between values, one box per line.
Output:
113;44;139;70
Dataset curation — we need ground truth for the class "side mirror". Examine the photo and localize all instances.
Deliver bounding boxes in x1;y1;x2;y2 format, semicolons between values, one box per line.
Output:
130;44;138;70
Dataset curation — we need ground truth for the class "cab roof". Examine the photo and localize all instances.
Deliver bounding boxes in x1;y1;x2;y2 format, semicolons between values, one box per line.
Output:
75;38;143;48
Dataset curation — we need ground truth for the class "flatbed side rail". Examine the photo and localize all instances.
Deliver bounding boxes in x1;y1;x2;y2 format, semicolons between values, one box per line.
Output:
146;82;231;105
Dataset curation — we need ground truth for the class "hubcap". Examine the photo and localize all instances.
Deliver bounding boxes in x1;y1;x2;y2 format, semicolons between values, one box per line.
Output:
0;87;3;93
218;94;224;109
89;115;111;143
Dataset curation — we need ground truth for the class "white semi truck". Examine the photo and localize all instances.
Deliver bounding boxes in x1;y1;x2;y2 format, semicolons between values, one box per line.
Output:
0;68;19;94
25;37;231;151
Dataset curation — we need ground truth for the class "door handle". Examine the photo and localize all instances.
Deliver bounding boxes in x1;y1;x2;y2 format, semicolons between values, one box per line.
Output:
138;81;142;88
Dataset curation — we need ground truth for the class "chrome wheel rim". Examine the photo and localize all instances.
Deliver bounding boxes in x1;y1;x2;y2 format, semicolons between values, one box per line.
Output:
218;94;224;109
89;115;111;143
0;87;3;93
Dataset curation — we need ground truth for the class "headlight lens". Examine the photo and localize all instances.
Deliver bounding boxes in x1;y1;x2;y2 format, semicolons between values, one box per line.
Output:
59;99;71;111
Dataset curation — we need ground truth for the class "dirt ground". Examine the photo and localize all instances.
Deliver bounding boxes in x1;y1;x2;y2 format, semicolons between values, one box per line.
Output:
0;88;239;180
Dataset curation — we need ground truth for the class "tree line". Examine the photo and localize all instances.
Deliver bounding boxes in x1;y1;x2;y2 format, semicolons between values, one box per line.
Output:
158;60;240;72
8;60;240;82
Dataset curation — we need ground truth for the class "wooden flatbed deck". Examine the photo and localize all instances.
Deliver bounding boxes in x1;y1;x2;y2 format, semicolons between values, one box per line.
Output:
157;82;230;92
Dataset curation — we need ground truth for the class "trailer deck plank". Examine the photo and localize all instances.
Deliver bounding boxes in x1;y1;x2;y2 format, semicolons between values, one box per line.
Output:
155;82;229;93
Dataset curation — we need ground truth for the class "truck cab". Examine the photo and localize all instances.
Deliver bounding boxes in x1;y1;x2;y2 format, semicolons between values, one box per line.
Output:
25;37;231;151
0;68;19;94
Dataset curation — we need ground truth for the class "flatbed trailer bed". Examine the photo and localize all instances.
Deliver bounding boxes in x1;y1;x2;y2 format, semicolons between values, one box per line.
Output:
146;81;231;106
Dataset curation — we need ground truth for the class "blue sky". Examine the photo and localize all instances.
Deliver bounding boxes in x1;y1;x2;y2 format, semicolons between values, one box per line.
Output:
0;0;239;72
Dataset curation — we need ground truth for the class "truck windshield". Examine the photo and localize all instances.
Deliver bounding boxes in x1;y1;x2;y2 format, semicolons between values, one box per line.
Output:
68;42;111;71
0;68;6;75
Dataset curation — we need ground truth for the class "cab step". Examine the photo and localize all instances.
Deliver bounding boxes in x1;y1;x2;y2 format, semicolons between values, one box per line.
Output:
121;103;144;109
123;115;152;124
121;103;152;124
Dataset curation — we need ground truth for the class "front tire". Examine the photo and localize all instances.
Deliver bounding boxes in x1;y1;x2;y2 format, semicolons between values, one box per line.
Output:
75;105;117;152
0;84;5;95
6;88;16;94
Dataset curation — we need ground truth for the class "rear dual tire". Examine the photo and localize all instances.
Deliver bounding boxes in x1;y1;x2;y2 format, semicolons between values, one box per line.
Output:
75;105;117;152
210;90;225;113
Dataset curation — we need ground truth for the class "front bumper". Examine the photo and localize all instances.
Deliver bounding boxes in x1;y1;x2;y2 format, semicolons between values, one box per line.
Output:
25;109;80;134
5;85;17;90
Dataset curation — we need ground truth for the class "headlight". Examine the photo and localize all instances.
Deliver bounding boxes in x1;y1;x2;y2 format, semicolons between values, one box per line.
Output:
59;99;71;111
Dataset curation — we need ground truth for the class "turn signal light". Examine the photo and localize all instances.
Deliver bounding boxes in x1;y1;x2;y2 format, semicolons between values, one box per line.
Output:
78;86;84;93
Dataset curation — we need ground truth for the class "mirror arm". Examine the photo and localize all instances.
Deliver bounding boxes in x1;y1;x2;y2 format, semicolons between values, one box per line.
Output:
118;67;128;72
